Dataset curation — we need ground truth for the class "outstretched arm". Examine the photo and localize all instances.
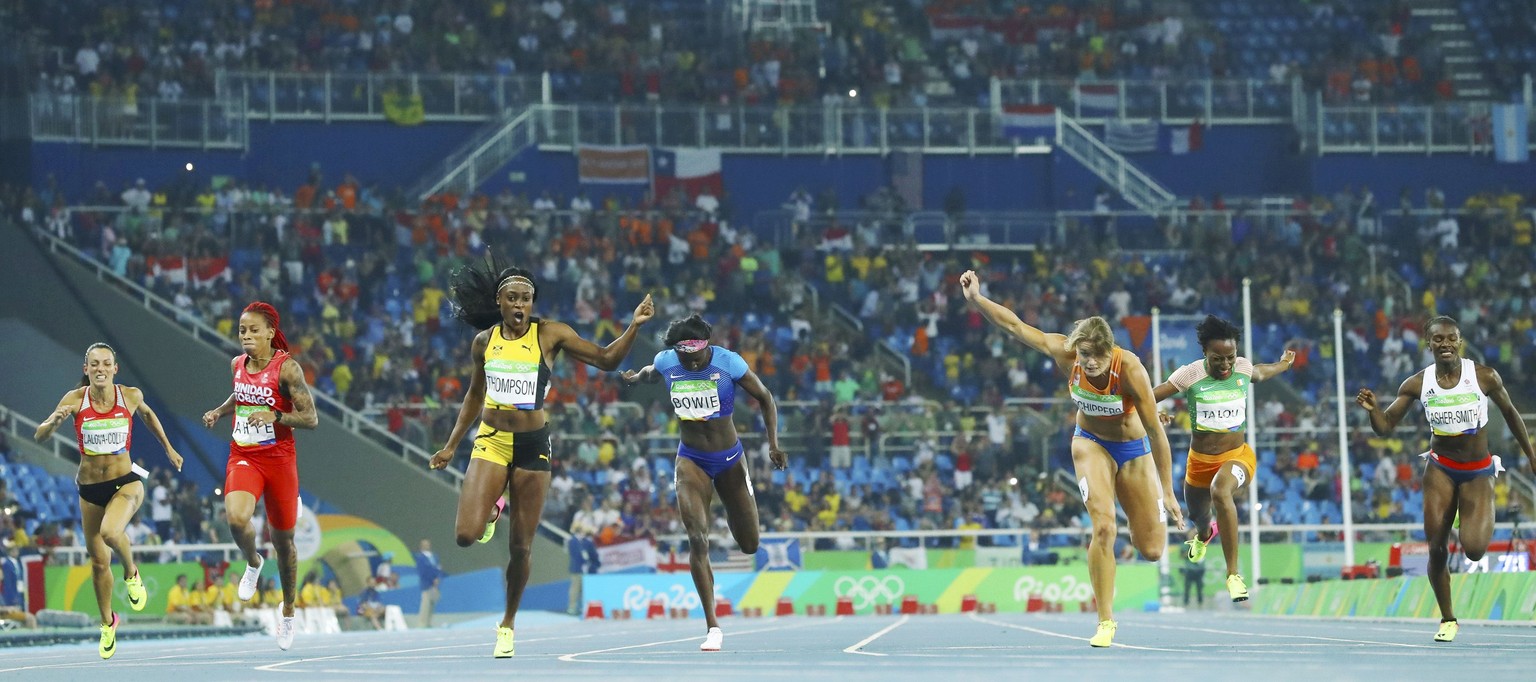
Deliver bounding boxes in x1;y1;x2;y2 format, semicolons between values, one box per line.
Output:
1252;349;1296;382
549;294;655;371
620;365;661;384
737;369;787;470
1481;365;1536;474
958;270;1070;365
1355;374;1420;436
1126;358;1184;530
127;387;183;471
431;332;490;470
34;390;81;442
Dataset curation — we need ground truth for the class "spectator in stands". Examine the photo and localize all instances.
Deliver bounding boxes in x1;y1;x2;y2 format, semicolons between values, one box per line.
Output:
165;573;209;625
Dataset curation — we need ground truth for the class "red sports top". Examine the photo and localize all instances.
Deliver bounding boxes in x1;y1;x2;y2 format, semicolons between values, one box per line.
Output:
76;386;132;457
230;351;295;457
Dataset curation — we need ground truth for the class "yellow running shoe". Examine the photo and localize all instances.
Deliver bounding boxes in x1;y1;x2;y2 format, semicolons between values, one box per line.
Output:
1185;536;1208;563
124;571;147;612
1434;620;1458;642
494;626;515;658
480;497;508;544
1089;620;1117;648
1227;574;1249;602
99;612;120;659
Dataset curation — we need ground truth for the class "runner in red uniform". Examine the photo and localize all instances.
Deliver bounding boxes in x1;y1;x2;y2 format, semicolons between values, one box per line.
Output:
202;302;317;651
35;342;183;659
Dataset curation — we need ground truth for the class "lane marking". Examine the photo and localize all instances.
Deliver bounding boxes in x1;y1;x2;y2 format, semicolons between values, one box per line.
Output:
559;618;841;663
842;615;910;656
967;613;1192;652
1138;622;1443;649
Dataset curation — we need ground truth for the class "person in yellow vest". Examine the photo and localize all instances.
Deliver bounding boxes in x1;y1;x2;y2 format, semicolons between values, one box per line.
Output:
323;578;350;623
165;574;208;625
262;577;284;609
203;578;223;620
221;570;241;614
298;571;322;608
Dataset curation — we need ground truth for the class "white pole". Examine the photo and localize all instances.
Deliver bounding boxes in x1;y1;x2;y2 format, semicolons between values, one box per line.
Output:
1151;307;1172;608
1335;309;1356;566
1243;278;1261;584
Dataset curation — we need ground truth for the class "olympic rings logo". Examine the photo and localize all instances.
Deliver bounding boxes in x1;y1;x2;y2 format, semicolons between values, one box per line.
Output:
833;575;904;610
1012;575;1092;603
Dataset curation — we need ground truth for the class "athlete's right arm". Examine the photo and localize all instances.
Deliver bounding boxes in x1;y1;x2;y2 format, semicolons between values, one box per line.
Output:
33;390;81;442
202;393;236;428
1356;374;1419;435
1151;380;1180;402
430;331;490;470
958;270;1068;361
619;365;660;384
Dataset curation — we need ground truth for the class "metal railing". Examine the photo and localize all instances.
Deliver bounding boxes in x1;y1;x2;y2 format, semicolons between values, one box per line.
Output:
1055;114;1176;212
30;94;249;150
1306;92;1536;155
25;226;455;485
216;70;541;122
527;103;1029;154
413;108;535;200
0;403;80;464
995;77;1299;124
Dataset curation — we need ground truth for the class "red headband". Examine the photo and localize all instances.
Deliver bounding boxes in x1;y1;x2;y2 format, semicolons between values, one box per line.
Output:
243;301;290;351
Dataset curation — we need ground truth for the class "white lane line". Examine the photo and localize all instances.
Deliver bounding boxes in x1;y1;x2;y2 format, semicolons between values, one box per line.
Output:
842;615;909;656
967;613;1192;653
558;617;841;663
1138;622;1444;649
253;635;570;672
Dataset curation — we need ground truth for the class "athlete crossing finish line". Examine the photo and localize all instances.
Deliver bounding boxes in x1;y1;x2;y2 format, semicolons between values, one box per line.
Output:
1152;315;1294;603
202;301;320;651
431;256;653;658
34;343;184;659
622;314;789;652
960;269;1183;648
1356;315;1535;643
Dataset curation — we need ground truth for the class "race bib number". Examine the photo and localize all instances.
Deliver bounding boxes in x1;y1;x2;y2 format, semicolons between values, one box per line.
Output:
670;380;722;421
233;405;277;446
1070;385;1124;417
80;417;130;456
1193;387;1246;431
485;359;540;408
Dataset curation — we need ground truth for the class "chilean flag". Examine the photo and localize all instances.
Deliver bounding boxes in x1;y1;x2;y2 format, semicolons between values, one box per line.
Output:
652;148;723;201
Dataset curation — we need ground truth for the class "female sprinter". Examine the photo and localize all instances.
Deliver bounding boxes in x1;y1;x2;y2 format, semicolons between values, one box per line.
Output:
621;314;788;652
960;270;1182;647
1356;316;1534;642
430;259;653;658
201;302;318;651
35;342;183;659
1152;315;1294;602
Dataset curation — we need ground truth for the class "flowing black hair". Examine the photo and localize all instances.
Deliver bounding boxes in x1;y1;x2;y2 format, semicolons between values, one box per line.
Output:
1423;315;1459;335
1195;314;1242;349
663;314;712;347
448;254;539;331
78;342;117;387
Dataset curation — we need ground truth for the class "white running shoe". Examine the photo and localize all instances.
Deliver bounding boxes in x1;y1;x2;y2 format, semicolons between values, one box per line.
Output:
276;603;295;651
238;556;263;601
700;626;723;652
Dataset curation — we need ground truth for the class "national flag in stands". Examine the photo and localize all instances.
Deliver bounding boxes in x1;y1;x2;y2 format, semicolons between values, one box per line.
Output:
1104;120;1158;153
652;148;723;201
1074;83;1120;114
1492;104;1528;163
1000;105;1056;142
150;255;187;286
191;256;231;289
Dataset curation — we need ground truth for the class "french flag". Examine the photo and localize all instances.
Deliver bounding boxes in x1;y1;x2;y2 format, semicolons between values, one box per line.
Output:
1000;105;1056;141
1074;83;1120;114
652;148;723;201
